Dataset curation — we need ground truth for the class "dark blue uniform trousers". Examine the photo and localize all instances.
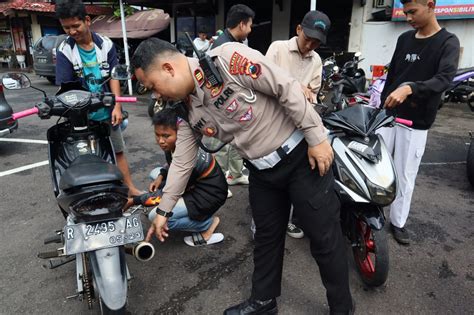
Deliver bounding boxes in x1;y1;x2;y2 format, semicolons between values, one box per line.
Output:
246;140;352;313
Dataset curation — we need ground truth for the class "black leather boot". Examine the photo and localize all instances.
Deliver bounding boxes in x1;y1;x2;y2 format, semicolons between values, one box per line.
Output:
223;298;278;315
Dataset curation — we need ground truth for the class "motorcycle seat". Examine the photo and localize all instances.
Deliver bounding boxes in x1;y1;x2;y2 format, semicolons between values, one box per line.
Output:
59;154;123;191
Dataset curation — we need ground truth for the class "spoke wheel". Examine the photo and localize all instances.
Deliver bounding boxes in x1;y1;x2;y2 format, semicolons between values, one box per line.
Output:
352;218;389;287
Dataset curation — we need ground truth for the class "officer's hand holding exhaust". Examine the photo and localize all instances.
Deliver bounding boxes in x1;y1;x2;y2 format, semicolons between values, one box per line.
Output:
308;140;334;176
146;214;169;242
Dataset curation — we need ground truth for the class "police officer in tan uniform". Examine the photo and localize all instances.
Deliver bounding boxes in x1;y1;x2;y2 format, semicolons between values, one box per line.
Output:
132;38;353;315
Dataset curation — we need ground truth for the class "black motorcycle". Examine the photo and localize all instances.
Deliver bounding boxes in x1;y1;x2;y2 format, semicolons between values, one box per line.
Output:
440;67;474;110
0;80;18;137
2;67;155;314
321;52;369;112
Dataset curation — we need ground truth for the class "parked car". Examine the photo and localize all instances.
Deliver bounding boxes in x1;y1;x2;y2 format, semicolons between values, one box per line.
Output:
32;34;67;84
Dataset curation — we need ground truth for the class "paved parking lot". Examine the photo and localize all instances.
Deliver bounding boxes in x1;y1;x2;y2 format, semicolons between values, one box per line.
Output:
0;73;473;314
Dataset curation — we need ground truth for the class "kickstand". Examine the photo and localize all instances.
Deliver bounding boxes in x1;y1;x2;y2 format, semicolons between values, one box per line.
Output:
48;255;76;269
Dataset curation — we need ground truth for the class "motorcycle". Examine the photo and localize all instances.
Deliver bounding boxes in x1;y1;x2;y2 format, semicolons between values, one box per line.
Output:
468;132;474;187
322;104;412;287
2;66;155;314
320;52;369;113
440;67;474;110
0;80;18;137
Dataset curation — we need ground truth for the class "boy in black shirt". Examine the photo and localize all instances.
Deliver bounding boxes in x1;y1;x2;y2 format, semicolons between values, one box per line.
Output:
127;108;228;246
379;0;460;244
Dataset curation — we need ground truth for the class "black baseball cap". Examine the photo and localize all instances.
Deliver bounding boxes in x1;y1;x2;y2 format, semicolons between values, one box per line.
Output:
301;10;331;44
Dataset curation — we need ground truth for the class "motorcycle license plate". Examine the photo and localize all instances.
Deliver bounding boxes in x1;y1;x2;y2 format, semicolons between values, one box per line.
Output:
63;214;144;255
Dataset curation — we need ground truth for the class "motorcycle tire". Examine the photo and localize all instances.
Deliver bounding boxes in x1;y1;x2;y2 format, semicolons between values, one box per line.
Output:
99;298;126;315
468;93;474;112
352;218;389;287
467;137;474;187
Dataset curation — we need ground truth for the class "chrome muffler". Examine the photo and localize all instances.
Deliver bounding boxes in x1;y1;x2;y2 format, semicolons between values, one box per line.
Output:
125;242;155;262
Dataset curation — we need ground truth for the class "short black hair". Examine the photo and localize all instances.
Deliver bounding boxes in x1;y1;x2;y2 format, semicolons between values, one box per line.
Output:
131;38;179;72
55;0;87;20
152;108;179;130
226;4;255;29
400;0;435;4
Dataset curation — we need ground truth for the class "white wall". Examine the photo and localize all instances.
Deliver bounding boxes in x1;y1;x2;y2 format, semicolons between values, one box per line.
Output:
349;3;474;78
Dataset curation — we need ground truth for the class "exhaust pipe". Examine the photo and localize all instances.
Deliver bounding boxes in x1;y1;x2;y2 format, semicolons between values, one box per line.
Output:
125;242;155;262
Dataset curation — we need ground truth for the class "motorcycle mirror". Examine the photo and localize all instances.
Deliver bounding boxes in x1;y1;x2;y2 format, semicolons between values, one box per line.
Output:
2;73;31;90
111;65;132;81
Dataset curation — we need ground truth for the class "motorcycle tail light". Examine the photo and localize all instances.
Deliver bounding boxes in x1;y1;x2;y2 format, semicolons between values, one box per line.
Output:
70;192;127;216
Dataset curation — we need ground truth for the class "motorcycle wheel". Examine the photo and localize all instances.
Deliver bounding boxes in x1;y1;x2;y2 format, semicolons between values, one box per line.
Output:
467;137;474;186
352;218;389;287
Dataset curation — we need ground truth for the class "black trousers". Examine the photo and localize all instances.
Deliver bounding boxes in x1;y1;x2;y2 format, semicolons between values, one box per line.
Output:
245;141;352;312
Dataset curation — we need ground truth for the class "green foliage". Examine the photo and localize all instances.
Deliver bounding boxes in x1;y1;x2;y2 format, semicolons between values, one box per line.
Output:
113;4;136;18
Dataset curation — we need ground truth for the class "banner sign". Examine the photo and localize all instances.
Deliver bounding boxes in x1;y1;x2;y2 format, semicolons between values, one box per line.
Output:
392;0;474;20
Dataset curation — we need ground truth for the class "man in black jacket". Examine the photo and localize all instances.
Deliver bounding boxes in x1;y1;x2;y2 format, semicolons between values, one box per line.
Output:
211;4;254;49
379;0;460;244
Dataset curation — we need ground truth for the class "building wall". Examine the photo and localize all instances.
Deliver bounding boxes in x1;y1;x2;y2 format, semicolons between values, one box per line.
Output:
31;14;42;44
349;2;474;78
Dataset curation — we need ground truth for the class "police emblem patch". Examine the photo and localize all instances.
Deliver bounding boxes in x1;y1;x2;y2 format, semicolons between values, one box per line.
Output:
204;126;217;137
194;69;204;87
239;106;253;122
229;52;261;79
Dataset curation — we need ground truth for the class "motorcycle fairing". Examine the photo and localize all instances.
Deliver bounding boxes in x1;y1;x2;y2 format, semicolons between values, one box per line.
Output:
324;105;394;137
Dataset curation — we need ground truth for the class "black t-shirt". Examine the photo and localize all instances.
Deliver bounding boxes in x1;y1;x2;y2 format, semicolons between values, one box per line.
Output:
381;28;460;129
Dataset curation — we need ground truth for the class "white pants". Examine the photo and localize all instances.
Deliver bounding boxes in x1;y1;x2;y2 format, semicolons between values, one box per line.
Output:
377;125;428;228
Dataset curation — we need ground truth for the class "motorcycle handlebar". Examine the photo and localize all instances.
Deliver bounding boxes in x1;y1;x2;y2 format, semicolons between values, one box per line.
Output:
116;96;137;103
395;117;413;127
12;107;39;121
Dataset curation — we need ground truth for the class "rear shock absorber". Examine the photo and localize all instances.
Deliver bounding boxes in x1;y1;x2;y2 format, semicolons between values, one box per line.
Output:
81;253;94;309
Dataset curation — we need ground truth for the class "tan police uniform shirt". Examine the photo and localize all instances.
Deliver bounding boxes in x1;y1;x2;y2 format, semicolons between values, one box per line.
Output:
265;36;322;93
159;43;327;213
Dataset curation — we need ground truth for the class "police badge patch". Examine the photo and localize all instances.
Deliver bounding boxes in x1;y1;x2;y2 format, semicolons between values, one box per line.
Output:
239;106;253;122
226;100;239;113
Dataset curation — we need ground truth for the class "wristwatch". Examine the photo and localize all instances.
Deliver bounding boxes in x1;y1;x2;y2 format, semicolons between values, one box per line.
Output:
154;207;173;218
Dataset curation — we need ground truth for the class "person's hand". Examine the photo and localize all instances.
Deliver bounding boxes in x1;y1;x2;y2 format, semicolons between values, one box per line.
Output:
111;105;123;126
384;85;412;109
146;213;169;242
149;176;163;192
123;198;133;212
308;140;334;176
301;85;316;103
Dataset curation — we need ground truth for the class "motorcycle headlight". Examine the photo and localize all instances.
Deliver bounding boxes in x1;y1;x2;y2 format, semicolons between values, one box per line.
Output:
70;192;127;216
339;166;367;198
366;178;396;206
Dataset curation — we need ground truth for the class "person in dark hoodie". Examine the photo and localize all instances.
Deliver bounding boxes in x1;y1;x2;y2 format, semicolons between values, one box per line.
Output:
379;0;460;245
127;107;228;247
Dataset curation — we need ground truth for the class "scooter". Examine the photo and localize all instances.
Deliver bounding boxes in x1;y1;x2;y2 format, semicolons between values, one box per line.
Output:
0;81;18;137
440;67;474;110
322;104;412;287
2;66;155;314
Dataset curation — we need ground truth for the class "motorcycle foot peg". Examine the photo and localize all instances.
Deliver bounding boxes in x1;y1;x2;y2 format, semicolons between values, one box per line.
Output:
38;250;60;259
44;233;63;244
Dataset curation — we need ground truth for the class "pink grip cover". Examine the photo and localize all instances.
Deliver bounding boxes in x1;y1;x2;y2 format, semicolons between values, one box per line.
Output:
12;107;39;120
